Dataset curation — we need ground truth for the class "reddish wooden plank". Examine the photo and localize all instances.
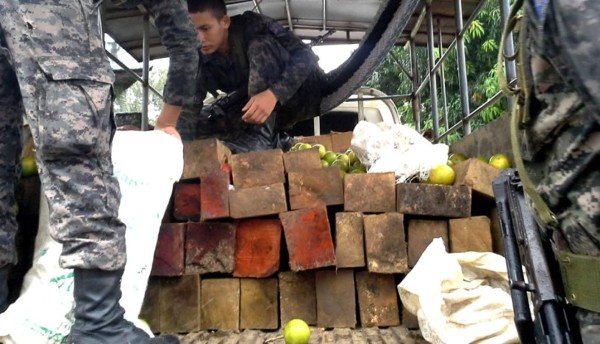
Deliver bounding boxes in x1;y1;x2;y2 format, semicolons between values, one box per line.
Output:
233;219;282;278
173;182;201;221
229;183;288;219
186;222;236;274
344;173;396;213
151;223;186;277
280;207;336;271
230;149;285;189
200;170;230;221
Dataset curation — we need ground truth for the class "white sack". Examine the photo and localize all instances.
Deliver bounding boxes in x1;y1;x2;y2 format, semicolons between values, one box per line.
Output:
398;238;519;344
0;130;183;344
350;121;448;182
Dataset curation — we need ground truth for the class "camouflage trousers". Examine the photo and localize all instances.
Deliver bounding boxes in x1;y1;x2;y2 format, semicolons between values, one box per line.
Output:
0;30;127;270
522;0;600;341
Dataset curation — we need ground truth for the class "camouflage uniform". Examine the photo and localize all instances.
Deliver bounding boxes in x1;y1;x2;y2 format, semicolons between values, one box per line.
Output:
114;0;199;108
0;0;198;272
0;1;125;271
521;0;600;341
177;11;325;152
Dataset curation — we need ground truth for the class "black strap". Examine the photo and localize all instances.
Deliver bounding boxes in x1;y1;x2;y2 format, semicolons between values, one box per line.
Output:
228;15;249;85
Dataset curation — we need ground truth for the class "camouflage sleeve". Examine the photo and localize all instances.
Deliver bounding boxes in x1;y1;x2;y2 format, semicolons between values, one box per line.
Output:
145;0;199;107
248;12;319;104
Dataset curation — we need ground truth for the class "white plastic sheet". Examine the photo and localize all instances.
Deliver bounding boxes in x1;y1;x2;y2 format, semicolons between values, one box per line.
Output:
0;130;183;344
398;238;519;344
350;121;449;182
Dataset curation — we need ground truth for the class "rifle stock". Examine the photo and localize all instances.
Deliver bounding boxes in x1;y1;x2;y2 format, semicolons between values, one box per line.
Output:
492;169;580;344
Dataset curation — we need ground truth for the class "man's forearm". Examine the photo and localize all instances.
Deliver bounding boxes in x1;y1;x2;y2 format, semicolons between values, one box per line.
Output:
146;0;199;107
155;103;182;129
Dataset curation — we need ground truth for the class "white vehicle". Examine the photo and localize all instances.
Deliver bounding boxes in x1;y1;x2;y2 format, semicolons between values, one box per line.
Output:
288;87;400;136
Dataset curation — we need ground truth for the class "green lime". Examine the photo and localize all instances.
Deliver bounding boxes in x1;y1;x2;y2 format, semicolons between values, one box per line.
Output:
21;156;38;177
323;151;337;165
489;154;511;169
448;153;468;166
346;150;359;165
298;143;312;150
312;144;327;158
284;319;310;344
331;159;349;172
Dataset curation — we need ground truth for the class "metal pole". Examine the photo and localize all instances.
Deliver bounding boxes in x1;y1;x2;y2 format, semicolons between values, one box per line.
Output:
454;0;471;135
409;7;427;40
141;13;150;131
389;51;412;80
426;5;439;139
357;91;365;122
252;0;262;14
344;94;412;101
414;0;486;96
410;40;421;132
416;39;455;95
437;89;505;141
438;18;449;139
284;0;294;30
499;0;516;108
322;0;327;30
106;51;164;98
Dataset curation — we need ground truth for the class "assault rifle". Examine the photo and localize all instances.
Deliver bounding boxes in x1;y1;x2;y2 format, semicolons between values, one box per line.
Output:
202;88;249;134
492;169;580;343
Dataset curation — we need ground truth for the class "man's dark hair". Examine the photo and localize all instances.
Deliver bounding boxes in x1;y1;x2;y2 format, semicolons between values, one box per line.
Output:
187;0;227;18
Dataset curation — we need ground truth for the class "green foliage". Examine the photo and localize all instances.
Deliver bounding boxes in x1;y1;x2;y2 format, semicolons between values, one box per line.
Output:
366;0;508;142
466;20;484;43
114;67;168;126
482;39;498;53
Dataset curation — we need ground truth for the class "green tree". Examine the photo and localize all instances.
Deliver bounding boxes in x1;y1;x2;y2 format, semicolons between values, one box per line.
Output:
366;1;507;142
114;67;168;125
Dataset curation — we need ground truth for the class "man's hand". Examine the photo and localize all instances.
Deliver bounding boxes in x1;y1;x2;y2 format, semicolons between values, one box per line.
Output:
242;89;278;124
154;103;182;140
157;125;182;141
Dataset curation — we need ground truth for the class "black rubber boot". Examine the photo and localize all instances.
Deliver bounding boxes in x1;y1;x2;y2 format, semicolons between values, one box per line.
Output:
66;268;179;344
0;265;10;314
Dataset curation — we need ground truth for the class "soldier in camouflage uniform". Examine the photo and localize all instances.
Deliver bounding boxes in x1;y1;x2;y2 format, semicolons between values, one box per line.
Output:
0;1;194;343
518;0;600;342
177;0;325;153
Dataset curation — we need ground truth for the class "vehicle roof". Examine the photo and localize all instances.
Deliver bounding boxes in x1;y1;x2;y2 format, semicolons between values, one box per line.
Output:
102;0;484;62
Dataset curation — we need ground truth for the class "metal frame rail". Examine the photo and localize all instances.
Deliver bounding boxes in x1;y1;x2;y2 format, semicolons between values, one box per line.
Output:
387;0;516;142
102;0;517;139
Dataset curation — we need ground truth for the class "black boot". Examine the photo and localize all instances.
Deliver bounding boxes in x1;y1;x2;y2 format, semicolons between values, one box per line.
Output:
0;265;10;313
67;268;179;344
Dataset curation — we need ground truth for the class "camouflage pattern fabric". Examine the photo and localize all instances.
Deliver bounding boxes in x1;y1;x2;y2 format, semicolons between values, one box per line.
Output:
140;0;199;107
0;0;126;271
178;11;323;149
109;0;199;107
522;0;600;341
0;44;22;268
